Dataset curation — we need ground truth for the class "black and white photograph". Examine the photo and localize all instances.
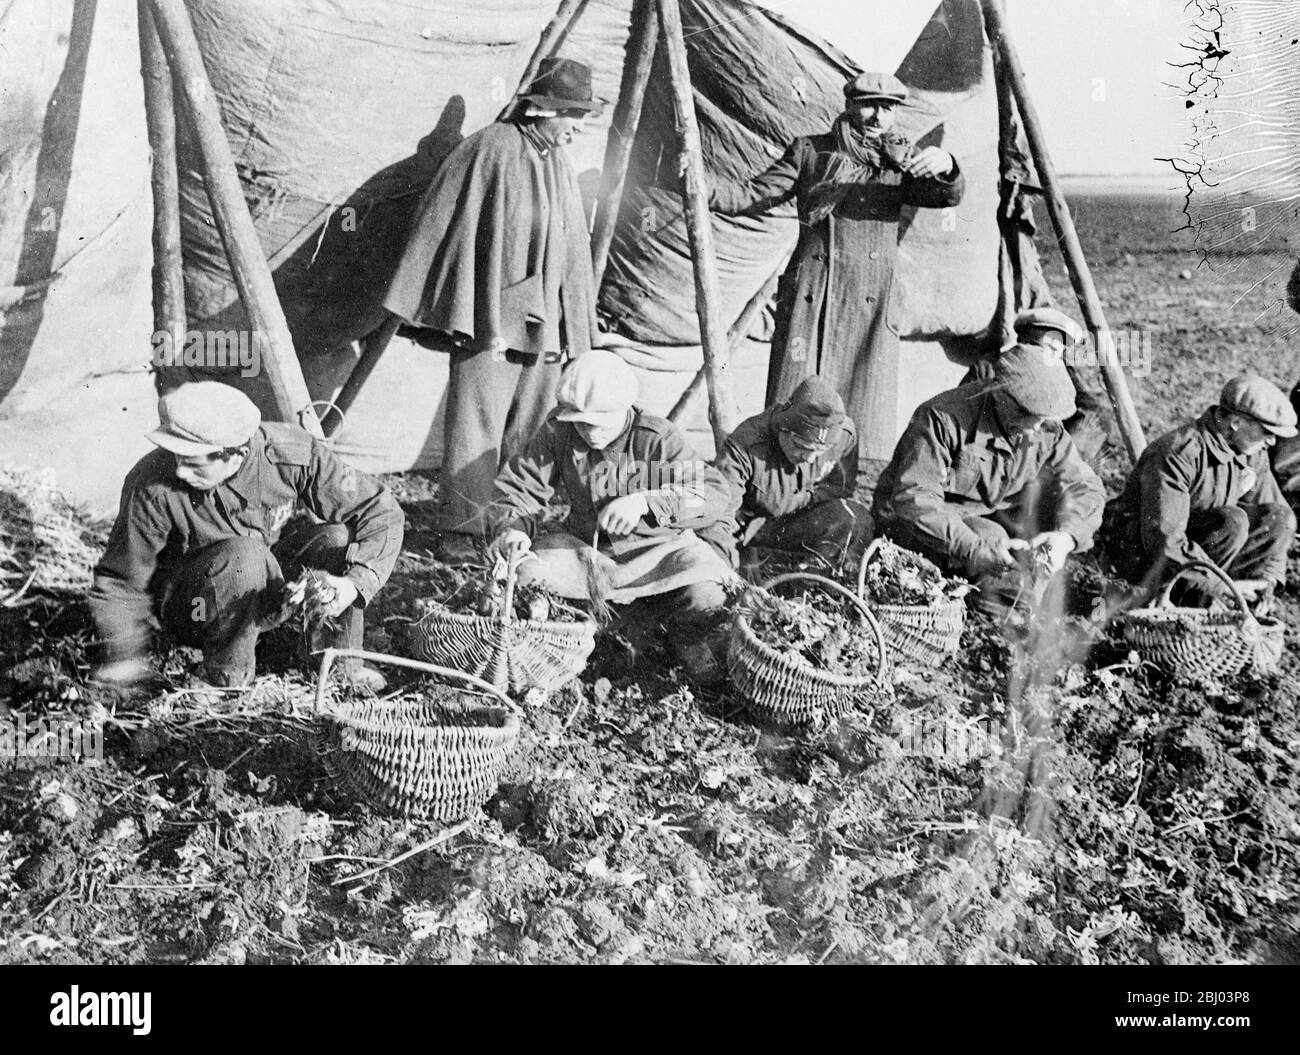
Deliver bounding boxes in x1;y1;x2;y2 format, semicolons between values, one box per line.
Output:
1;0;1298;1006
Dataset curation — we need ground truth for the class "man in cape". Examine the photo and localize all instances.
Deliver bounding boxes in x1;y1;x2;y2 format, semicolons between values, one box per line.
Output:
384;57;602;564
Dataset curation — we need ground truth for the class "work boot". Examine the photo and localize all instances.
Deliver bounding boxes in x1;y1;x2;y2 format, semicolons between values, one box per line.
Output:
309;605;386;694
335;660;387;695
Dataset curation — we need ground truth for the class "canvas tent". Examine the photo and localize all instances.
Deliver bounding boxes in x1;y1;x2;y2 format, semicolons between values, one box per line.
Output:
0;0;1051;511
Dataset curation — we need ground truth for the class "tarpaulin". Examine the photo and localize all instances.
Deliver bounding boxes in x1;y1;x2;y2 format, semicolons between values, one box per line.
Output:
0;0;156;512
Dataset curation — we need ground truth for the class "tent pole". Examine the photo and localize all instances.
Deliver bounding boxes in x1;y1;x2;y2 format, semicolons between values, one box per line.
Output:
981;0;1145;461
138;0;186;393
148;0;323;438
500;0;591;121
656;0;738;451
319;316;402;437
668;265;784;424
590;0;658;287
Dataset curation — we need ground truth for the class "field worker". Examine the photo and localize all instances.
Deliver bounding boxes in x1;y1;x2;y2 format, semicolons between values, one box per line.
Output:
709;71;965;439
1104;375;1297;612
383;57;602;565
90;383;404;691
715;377;872;575
969;308;1109;463
485;351;739;680
873;345;1105;617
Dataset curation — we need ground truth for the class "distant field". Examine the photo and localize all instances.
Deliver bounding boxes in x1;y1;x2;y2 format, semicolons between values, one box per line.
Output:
1038;184;1300;447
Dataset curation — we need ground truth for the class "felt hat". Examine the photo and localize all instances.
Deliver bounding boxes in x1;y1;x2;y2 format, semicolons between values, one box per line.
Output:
994;345;1077;420
1218;375;1299;438
556;351;638;425
843;71;909;104
147;382;261;456
1014;306;1085;346
517;57;604;115
774;377;847;445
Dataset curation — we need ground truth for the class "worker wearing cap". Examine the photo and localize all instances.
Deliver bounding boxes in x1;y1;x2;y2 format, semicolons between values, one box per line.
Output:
485;351;738;678
716;377;872;574
709;71;965;439
383;57;603;564
1104;375;1297;610
970;307;1110;463
90;382;404;690
873;346;1105;616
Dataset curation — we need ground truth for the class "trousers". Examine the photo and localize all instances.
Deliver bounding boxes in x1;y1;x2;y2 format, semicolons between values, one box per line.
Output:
157;521;362;685
438;346;562;536
742;498;874;569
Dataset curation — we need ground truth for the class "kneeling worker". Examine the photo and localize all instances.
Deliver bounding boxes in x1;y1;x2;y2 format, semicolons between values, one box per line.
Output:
716;377;872;573
1104;375;1297;611
485;351;738;677
91;383;404;690
873;345;1105;616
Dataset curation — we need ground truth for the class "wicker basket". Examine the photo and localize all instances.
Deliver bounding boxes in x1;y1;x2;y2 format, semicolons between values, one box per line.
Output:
855;540;965;667
729;572;890;726
1117;561;1284;680
315;649;520;820
412;553;596;695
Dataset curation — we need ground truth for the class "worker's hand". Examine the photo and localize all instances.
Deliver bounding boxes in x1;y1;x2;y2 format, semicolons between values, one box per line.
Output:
597;494;650;536
971;537;1027;578
92;657;151;687
487;529;531;564
1233;578;1275;616
1029;530;1076;575
903;147;955;179
318;574;359;618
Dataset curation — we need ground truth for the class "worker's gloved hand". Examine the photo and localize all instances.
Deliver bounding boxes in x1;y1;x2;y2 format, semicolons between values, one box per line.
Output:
487;529;531;564
318;574;360;618
92;657;152;687
597;494;650;536
1234;578;1275;617
1029;530;1075;575
970;537;1027;578
902;147;955;179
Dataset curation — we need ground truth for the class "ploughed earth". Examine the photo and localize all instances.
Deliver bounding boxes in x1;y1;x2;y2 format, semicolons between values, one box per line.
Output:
2;188;1299;964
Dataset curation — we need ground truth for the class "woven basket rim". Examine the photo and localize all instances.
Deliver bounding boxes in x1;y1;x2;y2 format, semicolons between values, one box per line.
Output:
870;597;966;616
732;612;883;690
320;698;521;738
1119;606;1280;628
416;604;595;635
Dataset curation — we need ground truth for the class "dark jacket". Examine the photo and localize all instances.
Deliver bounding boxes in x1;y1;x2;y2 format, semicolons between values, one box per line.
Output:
487;407;736;558
873;381;1104;566
715;407;857;543
1105;408;1287;579
91;423;404;659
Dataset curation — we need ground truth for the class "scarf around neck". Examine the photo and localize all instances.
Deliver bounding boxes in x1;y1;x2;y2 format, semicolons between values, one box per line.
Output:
806;114;911;225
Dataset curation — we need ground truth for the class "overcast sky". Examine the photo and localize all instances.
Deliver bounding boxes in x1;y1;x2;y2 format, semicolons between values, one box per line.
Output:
753;0;1193;176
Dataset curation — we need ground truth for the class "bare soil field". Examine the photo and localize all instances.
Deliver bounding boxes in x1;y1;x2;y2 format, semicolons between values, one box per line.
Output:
3;185;1299;965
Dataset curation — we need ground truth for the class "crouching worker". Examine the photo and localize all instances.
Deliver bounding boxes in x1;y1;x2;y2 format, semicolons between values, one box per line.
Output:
1104;375;1297;612
90;383;404;690
484;351;739;680
873;346;1105;618
716;378;872;575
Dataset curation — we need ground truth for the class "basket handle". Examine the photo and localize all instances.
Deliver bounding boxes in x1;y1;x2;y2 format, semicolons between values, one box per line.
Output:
759;571;891;683
314;647;520;715
495;548;528;626
1159;560;1253;618
854;538;885;602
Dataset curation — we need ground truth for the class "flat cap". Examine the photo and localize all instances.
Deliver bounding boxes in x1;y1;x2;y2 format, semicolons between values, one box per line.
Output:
774;377;847;444
844;71;909;104
1014;306;1085;346
994;345;1077;420
1219;375;1298;438
147;382;261;456
556;351;638;425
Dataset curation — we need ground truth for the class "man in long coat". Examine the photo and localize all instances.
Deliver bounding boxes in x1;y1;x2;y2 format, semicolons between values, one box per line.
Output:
384;58;602;563
709;71;965;448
